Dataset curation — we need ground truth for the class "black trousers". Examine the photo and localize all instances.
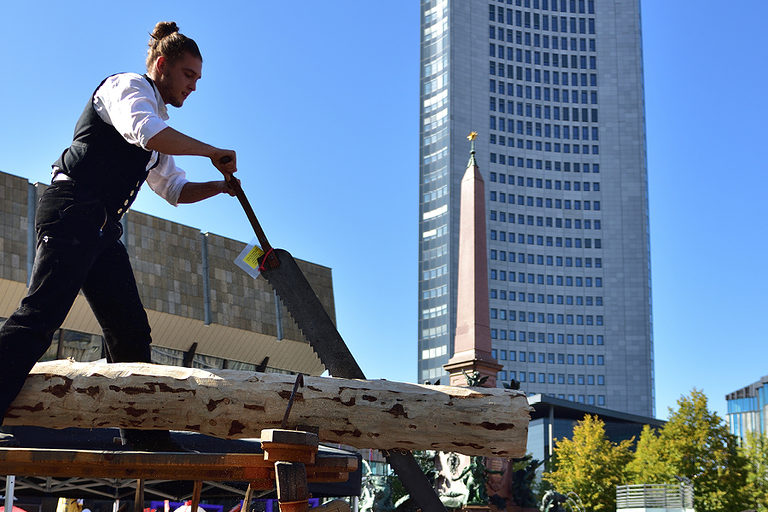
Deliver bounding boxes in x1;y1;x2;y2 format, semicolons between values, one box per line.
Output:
0;181;152;420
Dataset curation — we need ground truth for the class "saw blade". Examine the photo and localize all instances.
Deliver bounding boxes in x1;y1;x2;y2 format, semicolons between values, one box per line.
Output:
260;249;364;379
259;249;447;512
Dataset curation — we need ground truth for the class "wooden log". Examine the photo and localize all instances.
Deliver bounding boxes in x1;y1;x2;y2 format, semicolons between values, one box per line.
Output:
3;359;530;457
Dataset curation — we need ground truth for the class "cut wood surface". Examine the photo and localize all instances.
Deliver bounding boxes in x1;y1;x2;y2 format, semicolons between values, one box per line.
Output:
4;359;530;457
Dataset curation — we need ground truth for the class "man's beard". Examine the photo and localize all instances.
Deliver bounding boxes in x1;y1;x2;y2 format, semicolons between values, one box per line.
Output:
159;74;183;107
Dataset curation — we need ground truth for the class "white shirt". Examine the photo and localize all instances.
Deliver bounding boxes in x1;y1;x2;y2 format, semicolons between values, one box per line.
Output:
92;73;188;206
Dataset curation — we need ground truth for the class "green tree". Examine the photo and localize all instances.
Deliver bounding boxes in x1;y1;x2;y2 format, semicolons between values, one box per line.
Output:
741;431;768;512
543;414;633;511
626;389;750;512
625;424;673;483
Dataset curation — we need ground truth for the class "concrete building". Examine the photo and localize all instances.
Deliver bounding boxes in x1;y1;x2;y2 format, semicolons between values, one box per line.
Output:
417;0;653;416
726;375;768;444
0;169;335;375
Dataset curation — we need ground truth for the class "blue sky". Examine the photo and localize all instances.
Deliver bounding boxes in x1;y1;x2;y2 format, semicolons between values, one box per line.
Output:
1;1;765;421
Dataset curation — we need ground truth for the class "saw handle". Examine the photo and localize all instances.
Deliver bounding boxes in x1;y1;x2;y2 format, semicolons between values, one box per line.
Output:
220;157;280;269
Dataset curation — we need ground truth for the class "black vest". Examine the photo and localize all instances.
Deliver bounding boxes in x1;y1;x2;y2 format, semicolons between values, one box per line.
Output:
54;74;160;219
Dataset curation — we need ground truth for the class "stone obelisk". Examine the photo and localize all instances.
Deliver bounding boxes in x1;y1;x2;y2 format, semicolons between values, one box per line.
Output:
444;132;502;387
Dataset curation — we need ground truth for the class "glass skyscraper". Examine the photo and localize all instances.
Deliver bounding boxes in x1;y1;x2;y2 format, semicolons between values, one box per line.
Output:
418;0;653;416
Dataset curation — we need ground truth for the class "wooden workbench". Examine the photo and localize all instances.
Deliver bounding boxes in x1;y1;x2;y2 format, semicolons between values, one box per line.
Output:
0;447;357;488
0;430;358;512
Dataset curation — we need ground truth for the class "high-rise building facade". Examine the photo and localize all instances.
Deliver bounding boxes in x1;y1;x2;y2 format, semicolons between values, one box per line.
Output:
418;0;653;416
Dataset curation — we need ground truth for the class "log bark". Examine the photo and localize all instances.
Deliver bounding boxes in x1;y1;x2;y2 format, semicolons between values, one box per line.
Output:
3;359;530;457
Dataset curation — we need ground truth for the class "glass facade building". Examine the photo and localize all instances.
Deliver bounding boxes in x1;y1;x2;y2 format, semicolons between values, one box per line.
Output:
726;376;768;443
418;0;653;416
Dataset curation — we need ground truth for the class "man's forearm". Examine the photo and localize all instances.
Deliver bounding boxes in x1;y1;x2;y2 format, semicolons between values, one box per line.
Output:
177;181;231;204
146;127;237;177
145;127;215;157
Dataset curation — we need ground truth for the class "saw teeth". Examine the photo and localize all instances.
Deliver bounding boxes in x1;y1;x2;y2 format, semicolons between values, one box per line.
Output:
274;293;330;370
262;264;362;379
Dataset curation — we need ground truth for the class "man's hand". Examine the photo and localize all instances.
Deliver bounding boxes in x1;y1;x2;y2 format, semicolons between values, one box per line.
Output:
211;149;237;177
222;175;240;196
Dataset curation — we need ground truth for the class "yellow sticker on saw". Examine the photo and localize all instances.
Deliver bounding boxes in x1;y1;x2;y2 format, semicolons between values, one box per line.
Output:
243;245;265;269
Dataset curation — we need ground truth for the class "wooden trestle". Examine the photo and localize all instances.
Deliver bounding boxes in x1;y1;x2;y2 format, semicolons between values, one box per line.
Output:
0;430;356;512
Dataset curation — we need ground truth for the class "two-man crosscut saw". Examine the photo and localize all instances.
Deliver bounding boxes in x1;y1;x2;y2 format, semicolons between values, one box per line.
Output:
226;174;446;512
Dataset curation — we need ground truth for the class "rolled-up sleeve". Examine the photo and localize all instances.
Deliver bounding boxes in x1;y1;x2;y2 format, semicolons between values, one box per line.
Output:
146;154;189;206
93;74;169;149
94;74;185;205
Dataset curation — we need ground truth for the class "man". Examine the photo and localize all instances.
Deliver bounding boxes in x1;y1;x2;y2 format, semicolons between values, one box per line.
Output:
0;22;236;450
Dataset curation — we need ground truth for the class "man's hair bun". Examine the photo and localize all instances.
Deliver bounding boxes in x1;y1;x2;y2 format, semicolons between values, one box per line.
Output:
150;21;180;42
146;21;201;70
